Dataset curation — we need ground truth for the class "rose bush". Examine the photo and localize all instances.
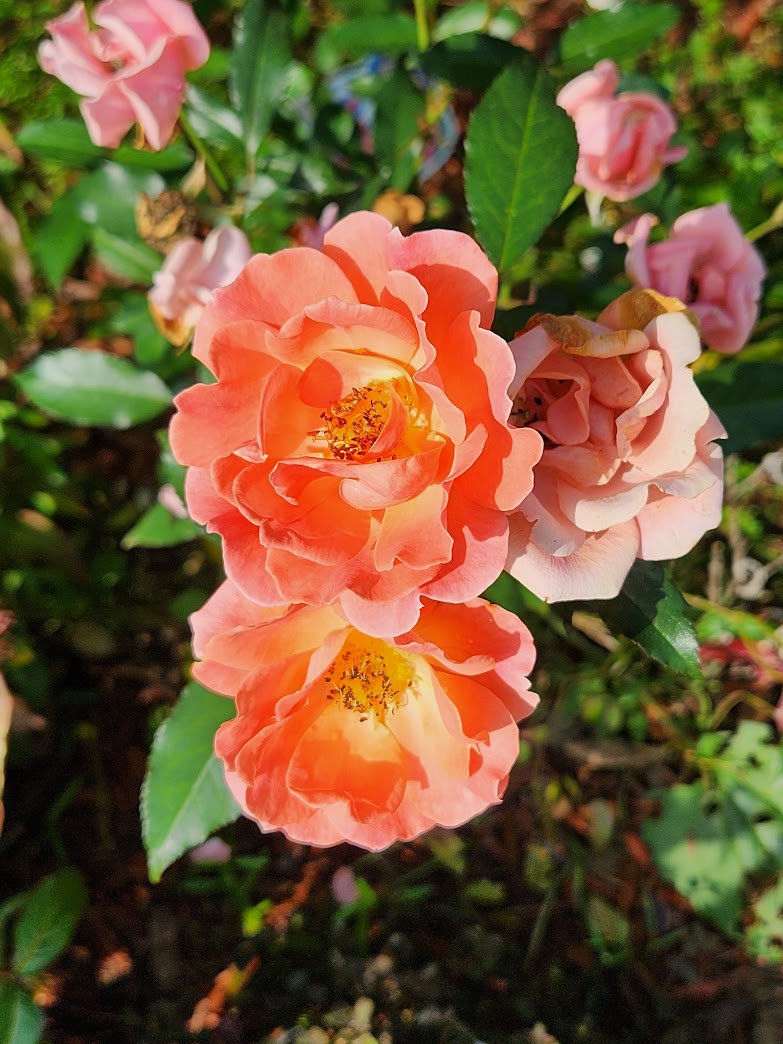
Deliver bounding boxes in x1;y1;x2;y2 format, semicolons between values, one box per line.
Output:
557;59;686;201
190;579;538;850
148;225;252;346
616;205;766;354
38;0;209;150
505;289;725;602
170;211;543;635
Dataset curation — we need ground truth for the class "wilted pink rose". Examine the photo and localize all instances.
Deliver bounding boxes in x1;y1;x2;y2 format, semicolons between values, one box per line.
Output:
616;205;766;354
506;289;725;602
148;226;252;345
38;0;209;150
557;59;687;201
190;579;538;851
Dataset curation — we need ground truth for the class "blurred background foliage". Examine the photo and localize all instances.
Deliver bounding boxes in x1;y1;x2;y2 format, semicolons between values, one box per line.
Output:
0;0;782;1041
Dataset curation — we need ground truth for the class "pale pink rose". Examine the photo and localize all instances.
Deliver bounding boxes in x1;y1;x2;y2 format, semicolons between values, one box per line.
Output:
38;0;209;150
506;289;726;602
557;59;687;202
148;226;252;346
616;205;766;354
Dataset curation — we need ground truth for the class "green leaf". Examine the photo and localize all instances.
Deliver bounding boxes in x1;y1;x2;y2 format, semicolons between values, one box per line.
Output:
0;982;43;1044
433;2;523;42
122;502;202;549
697;360;783;454
230;0;291;160
643;783;747;935
110;139;193;171
16;120;193;171
91;228;161;284
589;560;700;676
14;349;171;429
644;722;783;936
745;875;783;964
108;293;170;367
374;67;424;190
316;13;417;63
32;191;90;288
465;56;578;271
142;682;241;883
15;120;103;167
12;868;87;976
559;2;681;75
185;86;245;153
420;34;518;92
73;163;164;237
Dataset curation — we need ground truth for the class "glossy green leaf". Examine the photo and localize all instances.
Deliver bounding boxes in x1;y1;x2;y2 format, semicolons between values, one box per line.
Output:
74;164;164;238
12;868;87;976
697;360;783;454
15;120;103;167
559;2;681;74
142;682;241;883
122;503;202;549
465;56;578;271
16;119;192;171
374;67;424;190
230;0;290;160
185;86;245;153
589;561;700;675
91;228;161;284
14;349;171;429
420;34;518;91
0;982;43;1044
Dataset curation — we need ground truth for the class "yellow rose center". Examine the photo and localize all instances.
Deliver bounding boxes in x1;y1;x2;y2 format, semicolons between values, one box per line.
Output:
311;385;392;461
324;637;414;722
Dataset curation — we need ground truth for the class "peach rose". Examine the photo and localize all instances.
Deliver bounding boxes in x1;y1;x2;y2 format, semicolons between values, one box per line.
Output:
557;59;687;202
170;212;543;635
616;205;766;354
505;289;725;602
148;226;252;346
39;0;209;150
191;579;538;850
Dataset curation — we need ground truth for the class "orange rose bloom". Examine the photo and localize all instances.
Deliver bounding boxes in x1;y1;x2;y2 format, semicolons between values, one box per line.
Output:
191;580;538;851
170;212;542;635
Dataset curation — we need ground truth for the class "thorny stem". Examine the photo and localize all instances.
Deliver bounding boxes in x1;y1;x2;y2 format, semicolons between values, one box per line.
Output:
178;111;229;196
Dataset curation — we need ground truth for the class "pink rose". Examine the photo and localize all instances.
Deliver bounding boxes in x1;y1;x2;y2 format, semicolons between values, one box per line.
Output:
148;226;252;346
505;290;725;602
557;59;687;202
169;211;542;637
616;205;766;354
190;580;538;851
39;0;209;150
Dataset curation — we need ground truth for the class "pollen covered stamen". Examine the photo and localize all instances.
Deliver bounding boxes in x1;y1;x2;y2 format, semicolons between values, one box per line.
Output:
323;637;413;722
310;385;391;461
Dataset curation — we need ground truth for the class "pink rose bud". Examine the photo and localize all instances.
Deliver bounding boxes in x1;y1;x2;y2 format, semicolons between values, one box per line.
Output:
148;226;252;346
557;59;687;202
38;0;210;151
506;290;725;602
615;204;766;354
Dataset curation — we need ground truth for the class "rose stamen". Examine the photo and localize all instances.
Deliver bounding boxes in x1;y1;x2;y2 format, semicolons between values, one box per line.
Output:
322;637;413;722
310;385;392;461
